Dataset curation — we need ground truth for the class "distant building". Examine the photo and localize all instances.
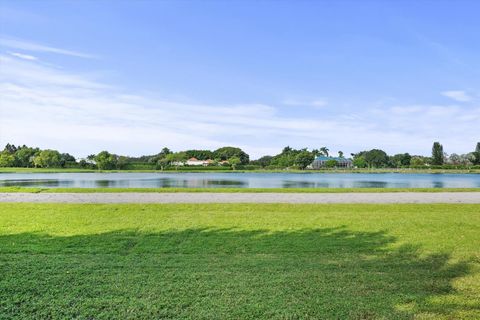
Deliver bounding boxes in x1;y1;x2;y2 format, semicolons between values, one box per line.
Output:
311;156;353;169
186;157;205;166
185;157;216;166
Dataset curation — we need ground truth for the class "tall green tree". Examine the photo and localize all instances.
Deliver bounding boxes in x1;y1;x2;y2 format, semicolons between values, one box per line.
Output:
473;142;480;165
294;151;314;169
364;149;389;168
116;156;129;169
253;155;273;167
431;142;444;165
352;156;367;168
282;146;293;154
94;151;118;170
160;147;172;157
15;147;38;167
185;150;214;160
319;147;329;157
411;156;426;167
166;152;187;170
156;157;170;170
325;159;338;168
59;153;76;168
214;147;249;164
3;143;18;154
0;152;15;167
390;153;411;168
228;156;241;170
33;150;61;168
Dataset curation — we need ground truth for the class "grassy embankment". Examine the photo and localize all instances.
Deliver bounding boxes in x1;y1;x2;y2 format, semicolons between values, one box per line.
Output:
1;203;479;319
1;167;480;174
0;186;480;193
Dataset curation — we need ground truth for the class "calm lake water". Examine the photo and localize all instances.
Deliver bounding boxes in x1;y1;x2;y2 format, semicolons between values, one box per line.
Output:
1;172;480;188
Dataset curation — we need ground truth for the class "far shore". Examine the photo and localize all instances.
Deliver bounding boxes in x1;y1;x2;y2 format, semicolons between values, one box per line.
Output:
1;167;480;174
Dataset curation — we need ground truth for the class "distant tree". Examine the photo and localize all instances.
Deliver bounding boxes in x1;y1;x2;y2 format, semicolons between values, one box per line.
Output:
390;153;412;168
94;151;118;170
59;153;76;168
474;142;480;165
214;147;249;164
338;151;344;158
33;150;61;168
294;151;314;169
3;143;18;154
160;147;172;157
325;159;338;168
461;153;475;166
254;155;273;167
319;147;329;157
228;156;241;170
270;147;309;168
410;156;425;167
78;159;88;169
364;149;389;168
15;147;38;167
271;154;295;167
185;150;214;160
0;152;15;167
116;156;128;169
146;147;174;164
431;142;444;165
166;152;187;170
311;149;320;157
156;157;170;170
447;153;461;165
282;146;293;154
352;156;367;168
61;153;76;162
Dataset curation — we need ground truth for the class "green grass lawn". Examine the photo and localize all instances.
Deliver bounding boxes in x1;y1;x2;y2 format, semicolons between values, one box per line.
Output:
1;203;479;319
1;186;480;193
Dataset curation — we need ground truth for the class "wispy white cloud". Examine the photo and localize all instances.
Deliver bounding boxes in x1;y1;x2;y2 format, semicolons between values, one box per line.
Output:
0;50;479;158
9;52;37;60
282;98;328;108
441;90;472;102
0;37;95;59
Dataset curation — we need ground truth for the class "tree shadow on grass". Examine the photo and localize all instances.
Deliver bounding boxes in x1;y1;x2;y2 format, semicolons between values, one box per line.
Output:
0;227;477;319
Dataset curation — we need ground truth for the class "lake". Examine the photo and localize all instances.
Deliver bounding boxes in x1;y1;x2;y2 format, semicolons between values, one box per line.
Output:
1;172;480;188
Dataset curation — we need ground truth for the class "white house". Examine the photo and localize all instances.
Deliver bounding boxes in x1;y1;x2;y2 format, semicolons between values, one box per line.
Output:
186;157;205;166
185;157;216;166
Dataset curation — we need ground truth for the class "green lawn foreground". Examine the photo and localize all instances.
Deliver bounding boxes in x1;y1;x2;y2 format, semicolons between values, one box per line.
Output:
1;204;479;319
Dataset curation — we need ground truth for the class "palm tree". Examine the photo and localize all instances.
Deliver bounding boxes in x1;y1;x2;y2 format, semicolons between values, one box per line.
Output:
320;147;329;157
338;151;344;158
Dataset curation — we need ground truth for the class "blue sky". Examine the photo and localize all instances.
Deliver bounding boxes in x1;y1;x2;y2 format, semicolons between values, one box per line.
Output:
1;0;479;158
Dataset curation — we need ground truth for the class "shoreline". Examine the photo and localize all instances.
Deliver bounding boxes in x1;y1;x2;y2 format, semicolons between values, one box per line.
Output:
1;187;480;193
1;168;480;174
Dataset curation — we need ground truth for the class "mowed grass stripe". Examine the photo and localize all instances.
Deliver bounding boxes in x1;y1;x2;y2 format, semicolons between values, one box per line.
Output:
1;203;479;319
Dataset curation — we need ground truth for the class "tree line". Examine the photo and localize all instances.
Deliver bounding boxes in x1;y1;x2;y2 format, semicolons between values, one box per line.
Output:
1;142;479;170
0;145;250;170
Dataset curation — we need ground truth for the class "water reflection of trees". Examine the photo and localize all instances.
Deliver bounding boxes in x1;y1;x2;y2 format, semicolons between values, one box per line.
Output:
0;179;71;187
